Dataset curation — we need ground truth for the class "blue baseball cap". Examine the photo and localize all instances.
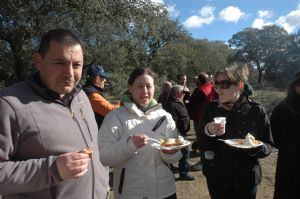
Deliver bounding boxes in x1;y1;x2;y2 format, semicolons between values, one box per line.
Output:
85;64;111;79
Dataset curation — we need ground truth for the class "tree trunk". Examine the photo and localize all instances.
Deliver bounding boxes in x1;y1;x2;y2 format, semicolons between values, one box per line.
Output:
10;41;24;81
258;71;262;84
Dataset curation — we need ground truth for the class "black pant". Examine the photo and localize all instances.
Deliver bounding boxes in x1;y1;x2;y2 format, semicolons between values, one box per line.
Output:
179;145;190;174
164;193;177;199
207;179;257;199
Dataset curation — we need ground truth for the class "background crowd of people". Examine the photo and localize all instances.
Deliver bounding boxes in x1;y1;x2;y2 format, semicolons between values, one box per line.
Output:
0;28;299;199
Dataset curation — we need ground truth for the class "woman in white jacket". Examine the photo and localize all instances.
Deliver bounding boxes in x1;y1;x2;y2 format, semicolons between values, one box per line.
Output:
98;68;182;199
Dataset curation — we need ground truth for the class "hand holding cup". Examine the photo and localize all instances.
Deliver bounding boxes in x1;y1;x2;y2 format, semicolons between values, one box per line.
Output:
207;117;226;136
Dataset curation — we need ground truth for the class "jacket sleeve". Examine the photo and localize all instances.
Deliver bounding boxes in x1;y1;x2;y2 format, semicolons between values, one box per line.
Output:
198;105;216;152
0;98;62;194
88;93;120;116
98;111;138;167
187;89;204;117
270;104;285;149
248;105;273;159
159;113;182;163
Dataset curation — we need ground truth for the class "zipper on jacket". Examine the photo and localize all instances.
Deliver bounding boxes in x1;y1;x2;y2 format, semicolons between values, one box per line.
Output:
80;108;93;141
152;115;166;132
119;168;126;194
69;108;95;199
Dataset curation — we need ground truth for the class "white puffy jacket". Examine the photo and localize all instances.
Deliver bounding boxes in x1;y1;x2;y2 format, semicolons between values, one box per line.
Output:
98;102;182;199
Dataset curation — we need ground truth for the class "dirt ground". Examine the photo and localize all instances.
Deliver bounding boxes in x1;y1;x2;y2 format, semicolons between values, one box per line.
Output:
109;125;277;199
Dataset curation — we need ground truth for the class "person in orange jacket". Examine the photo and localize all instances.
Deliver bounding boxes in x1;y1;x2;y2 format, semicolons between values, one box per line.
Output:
83;64;120;129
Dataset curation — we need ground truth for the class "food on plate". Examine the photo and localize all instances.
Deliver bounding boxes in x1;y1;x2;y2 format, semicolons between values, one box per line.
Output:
244;133;259;146
236;133;259;146
160;135;184;147
80;148;93;158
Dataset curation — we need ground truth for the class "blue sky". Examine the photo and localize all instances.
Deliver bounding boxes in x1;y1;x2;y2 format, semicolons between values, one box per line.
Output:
151;0;300;42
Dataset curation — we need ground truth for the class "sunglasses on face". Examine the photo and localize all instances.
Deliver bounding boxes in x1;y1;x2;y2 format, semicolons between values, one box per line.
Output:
214;80;237;89
294;80;300;86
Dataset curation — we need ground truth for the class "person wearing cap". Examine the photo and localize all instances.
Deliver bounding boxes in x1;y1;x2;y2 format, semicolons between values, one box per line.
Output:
83;64;120;129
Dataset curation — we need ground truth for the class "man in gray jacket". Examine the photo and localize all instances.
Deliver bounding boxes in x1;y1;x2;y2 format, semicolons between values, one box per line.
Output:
0;29;109;199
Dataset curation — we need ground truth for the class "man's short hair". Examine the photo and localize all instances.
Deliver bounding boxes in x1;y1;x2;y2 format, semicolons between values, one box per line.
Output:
163;81;172;88
177;73;186;80
37;29;82;57
197;72;209;85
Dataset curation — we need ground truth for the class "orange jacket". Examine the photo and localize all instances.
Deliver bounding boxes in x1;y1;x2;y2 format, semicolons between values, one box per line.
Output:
88;92;120;117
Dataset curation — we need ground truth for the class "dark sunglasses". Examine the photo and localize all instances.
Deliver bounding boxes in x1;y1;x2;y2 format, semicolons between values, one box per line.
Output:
214;80;236;89
294;80;300;86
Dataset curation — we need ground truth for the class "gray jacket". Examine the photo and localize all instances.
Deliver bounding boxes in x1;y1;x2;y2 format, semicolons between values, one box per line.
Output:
0;76;109;199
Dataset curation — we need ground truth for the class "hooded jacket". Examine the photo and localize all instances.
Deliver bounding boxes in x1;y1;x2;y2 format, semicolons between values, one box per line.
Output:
98;99;182;199
0;74;109;199
187;81;214;122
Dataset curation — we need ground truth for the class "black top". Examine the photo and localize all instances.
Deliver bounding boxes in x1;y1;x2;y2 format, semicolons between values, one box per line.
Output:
166;96;190;137
199;96;273;186
271;98;300;198
83;84;106;129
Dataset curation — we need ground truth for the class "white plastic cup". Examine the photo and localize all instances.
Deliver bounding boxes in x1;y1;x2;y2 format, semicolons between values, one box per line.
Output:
214;117;226;133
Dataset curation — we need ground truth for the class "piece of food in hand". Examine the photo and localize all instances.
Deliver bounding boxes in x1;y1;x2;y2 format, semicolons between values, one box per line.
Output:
244;133;258;146
161;135;184;146
80;148;93;158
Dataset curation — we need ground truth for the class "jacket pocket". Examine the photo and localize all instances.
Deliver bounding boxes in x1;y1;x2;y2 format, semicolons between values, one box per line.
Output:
118;168;126;194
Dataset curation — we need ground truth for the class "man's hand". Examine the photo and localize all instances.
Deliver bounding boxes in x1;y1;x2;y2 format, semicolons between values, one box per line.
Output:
56;152;90;180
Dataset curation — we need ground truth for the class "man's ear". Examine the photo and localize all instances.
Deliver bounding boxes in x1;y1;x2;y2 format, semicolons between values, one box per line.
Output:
94;76;101;84
33;53;42;71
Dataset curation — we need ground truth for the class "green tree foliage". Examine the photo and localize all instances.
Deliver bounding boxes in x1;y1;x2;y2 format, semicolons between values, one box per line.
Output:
228;25;289;84
272;30;300;88
0;0;189;94
152;37;232;88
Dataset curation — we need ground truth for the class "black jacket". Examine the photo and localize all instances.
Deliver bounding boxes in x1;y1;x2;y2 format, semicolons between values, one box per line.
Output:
198;96;273;186
167;96;190;137
83;85;106;129
271;98;300;199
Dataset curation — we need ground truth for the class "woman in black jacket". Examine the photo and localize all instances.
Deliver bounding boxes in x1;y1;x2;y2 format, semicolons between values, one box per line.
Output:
166;85;195;181
270;71;300;199
198;62;273;199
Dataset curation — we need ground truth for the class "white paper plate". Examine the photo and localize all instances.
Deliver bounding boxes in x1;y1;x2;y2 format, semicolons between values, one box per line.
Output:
151;140;191;150
222;139;263;149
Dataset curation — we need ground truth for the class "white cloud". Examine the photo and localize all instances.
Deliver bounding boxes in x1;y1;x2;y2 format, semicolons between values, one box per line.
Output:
252;18;273;29
183;5;215;28
252;10;273;29
219;6;246;23
150;0;164;4
276;7;300;33
258;10;273;18
167;4;180;18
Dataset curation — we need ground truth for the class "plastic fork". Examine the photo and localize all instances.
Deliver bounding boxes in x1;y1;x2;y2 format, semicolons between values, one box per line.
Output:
147;137;161;144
